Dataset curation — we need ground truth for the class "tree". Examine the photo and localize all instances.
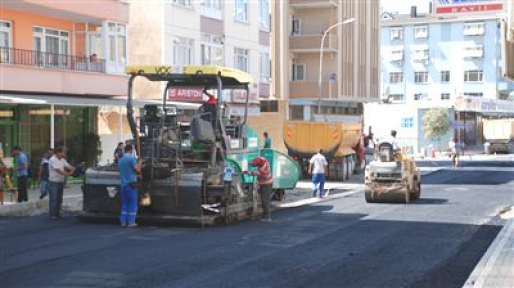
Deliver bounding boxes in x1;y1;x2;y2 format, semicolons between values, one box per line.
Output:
423;108;451;151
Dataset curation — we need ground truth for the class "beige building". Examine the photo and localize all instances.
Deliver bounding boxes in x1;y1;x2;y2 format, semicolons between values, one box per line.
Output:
128;0;271;100
272;0;380;124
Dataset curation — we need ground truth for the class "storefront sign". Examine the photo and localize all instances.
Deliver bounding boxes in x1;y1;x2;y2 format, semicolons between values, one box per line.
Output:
223;83;259;104
454;95;514;114
435;0;504;14
167;87;204;102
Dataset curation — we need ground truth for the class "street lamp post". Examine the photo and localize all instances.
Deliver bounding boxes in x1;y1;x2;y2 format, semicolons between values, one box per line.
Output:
318;18;355;116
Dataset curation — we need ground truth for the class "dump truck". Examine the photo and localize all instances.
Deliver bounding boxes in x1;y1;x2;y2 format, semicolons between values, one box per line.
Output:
483;119;514;154
81;65;300;225
283;121;361;181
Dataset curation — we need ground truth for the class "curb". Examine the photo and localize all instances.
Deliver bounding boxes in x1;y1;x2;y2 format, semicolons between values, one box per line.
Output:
0;199;49;217
463;217;514;287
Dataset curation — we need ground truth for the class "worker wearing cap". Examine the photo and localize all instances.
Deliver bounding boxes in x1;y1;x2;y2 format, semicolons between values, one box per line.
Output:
243;156;273;222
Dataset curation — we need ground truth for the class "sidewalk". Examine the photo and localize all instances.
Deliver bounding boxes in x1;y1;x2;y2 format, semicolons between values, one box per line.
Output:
463;208;514;288
0;183;83;217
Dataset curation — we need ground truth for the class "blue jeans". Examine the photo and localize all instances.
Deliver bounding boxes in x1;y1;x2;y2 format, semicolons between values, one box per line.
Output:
40;180;49;198
312;174;325;197
48;181;64;217
120;184;138;225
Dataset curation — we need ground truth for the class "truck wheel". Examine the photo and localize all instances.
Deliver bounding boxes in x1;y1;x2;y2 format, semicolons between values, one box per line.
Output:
365;187;374;203
344;157;350;181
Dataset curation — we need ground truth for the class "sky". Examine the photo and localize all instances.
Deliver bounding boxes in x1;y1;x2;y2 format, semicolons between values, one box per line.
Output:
381;0;432;14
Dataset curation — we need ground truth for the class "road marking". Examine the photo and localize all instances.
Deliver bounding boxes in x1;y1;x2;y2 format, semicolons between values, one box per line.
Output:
444;187;469;191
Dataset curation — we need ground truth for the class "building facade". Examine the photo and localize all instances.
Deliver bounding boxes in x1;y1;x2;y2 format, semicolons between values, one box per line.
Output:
272;0;380;123
0;0;130;174
378;5;514;149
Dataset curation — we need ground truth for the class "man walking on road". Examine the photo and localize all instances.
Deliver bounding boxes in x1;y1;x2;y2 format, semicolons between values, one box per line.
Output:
13;146;29;202
118;144;141;227
48;147;75;219
308;149;328;198
244;156;273;222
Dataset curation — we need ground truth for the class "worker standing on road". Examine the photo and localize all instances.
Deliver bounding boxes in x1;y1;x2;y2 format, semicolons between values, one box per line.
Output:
385;130;400;152
449;138;465;170
48;147;75;220
263;132;272;149
244;156;273;222
308;149;328;198
118;144;141;227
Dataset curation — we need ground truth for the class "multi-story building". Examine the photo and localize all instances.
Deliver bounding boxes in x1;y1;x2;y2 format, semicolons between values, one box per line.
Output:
272;0;380;124
371;3;514;154
129;0;274;147
0;1;130;172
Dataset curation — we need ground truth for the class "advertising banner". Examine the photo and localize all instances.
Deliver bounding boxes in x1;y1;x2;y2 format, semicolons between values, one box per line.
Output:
167;87;204;102
435;0;505;14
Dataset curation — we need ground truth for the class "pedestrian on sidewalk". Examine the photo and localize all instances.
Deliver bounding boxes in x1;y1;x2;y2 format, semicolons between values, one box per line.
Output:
308;149;328;198
38;148;53;199
263;132;272;149
113;142;124;164
13;146;29;202
243;156;273;222
48;147;75;220
118;144;141;227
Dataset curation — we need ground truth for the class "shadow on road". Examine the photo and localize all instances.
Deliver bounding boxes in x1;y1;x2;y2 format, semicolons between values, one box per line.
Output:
422;170;514;186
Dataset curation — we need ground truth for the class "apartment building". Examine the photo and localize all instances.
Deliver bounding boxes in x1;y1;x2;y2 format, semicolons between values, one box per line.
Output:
129;0;275;147
0;0;130;172
272;0;380;124
370;1;514;154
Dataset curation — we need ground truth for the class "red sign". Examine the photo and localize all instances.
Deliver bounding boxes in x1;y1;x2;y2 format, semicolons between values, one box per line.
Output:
436;3;503;13
167;87;204;102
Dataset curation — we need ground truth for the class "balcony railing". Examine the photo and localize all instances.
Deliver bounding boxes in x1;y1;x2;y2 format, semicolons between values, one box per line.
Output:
289;34;338;52
0;47;106;73
289;0;338;9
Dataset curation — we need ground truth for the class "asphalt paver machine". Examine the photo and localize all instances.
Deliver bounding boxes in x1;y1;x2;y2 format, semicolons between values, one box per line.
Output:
82;66;300;225
364;142;421;203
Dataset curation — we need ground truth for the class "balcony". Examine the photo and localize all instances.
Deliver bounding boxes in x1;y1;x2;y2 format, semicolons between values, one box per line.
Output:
0;47;106;73
0;47;126;96
289;35;338;53
289;0;338;9
290;81;335;99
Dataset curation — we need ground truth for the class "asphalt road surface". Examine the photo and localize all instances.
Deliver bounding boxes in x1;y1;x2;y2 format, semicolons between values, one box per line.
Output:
1;160;513;288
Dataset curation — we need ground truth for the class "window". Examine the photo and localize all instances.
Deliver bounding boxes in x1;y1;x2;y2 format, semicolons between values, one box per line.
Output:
0;20;12;62
401;117;414;128
235;0;248;22
202;0;221;9
292;62;306;81
172;0;192;7
413;93;429;101
260;100;278;113
390;94;405;102
464;70;483;82
107;22;127;64
441;71;451;82
291;17;301;35
201;0;222;18
390;27;403;40
259;0;270;30
290;106;304;120
414;25;428;39
463;45;484;59
234;47;249;72
389;72;403;83
414;71;428;83
441;93;451;100
412;48;429;62
390;49;404;62
201;34;224;66
464;92;483;97
33;26;69;67
260;51;270;82
173;37;193;65
464;22;485;36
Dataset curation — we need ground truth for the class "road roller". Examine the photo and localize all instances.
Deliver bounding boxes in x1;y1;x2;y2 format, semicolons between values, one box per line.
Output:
364;142;421;203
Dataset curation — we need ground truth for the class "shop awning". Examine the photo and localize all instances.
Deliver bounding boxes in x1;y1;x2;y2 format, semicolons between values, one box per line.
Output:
0;93;200;109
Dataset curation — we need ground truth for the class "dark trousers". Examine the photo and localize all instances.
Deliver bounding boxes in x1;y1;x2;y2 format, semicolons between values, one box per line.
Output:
259;184;272;219
48;181;64;217
17;176;28;202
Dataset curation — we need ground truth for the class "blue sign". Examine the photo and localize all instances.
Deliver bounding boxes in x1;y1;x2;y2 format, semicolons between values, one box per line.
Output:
452;123;468;129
